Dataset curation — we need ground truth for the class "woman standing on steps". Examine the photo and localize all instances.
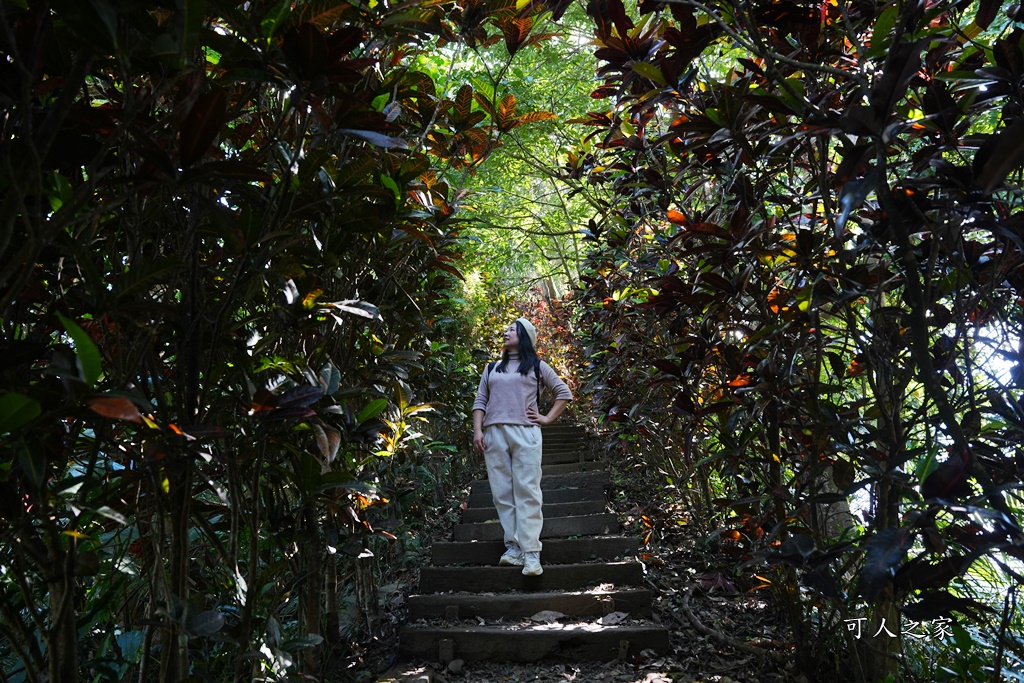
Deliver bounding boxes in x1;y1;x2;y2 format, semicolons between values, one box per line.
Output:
472;318;573;576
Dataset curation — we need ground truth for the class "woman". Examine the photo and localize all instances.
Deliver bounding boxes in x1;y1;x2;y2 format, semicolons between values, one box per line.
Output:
472;318;573;576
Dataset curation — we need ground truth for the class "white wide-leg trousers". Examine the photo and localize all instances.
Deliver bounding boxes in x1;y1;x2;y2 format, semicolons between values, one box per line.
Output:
483;423;543;552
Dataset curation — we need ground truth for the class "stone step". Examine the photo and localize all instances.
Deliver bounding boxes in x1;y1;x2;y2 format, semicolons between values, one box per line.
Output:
418;561;643;593
541;440;587;449
541;461;605;475
466;487;605;508
469;471;608;496
453;513;619;542
398;623;670;662
541;442;587;450
431;536;639;566
406;588;654;620
461;499;605;523
542;449;597;465
541;425;586;434
541;437;587;446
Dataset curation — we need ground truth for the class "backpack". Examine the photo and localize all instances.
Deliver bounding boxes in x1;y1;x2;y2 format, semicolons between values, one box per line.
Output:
487;359;542;407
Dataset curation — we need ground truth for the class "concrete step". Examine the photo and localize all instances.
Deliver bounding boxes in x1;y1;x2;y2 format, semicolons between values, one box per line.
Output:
398;623;670;662
418;561;643;593
453;513;619;542
469;471;608;496
431;536;640;566
406;588;654;620
461;499;605;523
466;487;605;508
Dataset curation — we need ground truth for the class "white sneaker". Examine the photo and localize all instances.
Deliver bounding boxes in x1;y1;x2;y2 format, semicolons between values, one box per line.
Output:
499;543;523;566
522;551;543;576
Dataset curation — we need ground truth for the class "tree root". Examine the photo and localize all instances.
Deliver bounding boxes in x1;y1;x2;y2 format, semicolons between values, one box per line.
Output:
681;583;789;664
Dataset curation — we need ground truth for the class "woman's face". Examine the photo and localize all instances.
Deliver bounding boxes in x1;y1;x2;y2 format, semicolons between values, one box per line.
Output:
502;323;519;349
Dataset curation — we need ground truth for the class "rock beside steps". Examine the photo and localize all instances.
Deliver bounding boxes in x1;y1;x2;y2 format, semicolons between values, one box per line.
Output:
397;424;670;665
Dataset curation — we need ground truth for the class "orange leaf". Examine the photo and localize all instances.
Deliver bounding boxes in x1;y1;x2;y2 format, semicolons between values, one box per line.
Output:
497;93;517;129
515;110;557;125
666;209;687;225
88;397;142;423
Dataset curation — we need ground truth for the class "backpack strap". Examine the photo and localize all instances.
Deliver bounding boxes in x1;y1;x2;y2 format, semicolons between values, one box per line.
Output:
534;359;542;407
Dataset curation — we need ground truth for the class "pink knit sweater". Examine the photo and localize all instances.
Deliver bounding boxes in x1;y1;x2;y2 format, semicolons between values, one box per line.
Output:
472;354;573;428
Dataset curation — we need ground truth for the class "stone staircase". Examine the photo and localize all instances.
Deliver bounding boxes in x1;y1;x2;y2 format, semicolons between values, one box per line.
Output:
397;424;670;664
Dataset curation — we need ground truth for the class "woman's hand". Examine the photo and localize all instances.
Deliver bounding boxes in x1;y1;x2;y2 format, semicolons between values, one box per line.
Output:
473;430;486;454
526;407;550;426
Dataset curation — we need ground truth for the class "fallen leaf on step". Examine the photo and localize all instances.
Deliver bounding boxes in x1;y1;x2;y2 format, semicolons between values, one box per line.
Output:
530;610;566;624
600;611;629;625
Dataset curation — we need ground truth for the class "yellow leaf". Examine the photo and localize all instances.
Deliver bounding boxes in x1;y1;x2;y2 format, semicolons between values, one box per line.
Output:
303;288;323;309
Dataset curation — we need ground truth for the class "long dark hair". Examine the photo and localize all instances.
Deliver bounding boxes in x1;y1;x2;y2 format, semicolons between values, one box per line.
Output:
495;320;539;375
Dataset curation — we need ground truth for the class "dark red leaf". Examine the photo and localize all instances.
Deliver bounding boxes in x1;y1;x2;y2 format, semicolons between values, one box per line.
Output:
857;527;914;601
920;451;973;499
868;39;925;128
902;590;997;621
264;406;317;422
975;115;1024;193
651;359;682;376
976;0;1000;29
251;388;278;412
893;553;977;592
277;386;325;409
88;396;142;423
179;86;228;167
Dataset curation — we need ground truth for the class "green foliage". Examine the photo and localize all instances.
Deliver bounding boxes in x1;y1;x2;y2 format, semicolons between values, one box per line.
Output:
559;0;1024;680
0;0;563;680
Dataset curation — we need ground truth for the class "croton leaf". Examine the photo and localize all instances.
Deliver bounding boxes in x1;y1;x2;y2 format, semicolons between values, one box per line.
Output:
902;590;997;621
277;386;325;409
496;93;516;129
857;527;914;601
88;396;142;423
179;86;228;167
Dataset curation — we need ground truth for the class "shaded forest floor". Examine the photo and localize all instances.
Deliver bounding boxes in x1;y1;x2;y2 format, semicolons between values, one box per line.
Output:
372;441;803;683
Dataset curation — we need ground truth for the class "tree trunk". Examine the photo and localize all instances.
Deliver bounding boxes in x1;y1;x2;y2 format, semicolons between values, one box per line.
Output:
160;453;192;683
325;521;341;647
299;503;323;675
46;524;77;683
859;303;905;682
355;549;378;635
